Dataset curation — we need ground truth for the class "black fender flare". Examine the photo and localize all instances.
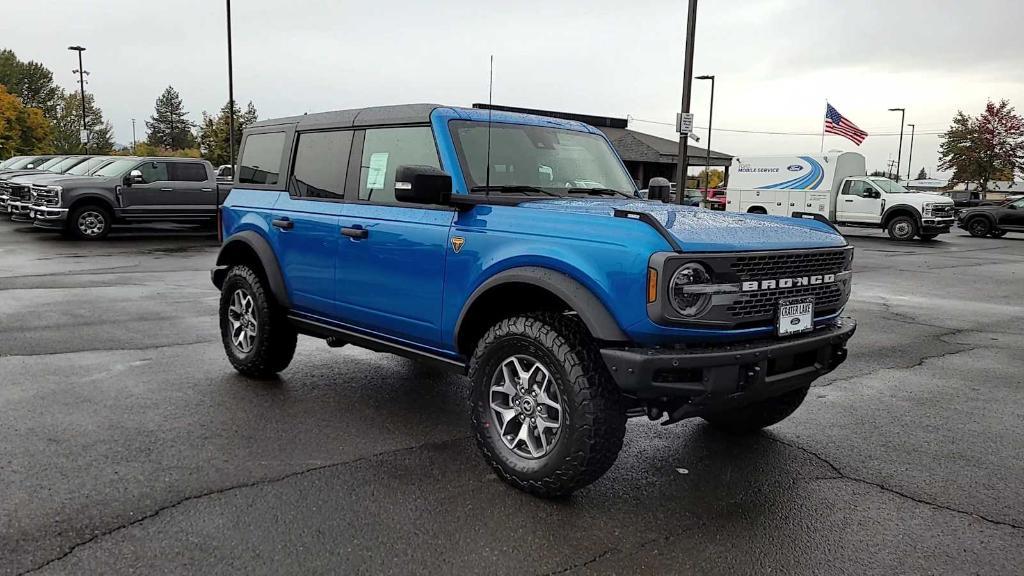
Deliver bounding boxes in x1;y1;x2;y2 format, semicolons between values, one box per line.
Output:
65;192;117;214
212;230;291;308
881;204;921;227
961;210;995;225
454;266;629;345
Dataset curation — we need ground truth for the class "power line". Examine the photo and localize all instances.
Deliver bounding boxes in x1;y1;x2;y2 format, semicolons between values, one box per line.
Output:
627;117;945;137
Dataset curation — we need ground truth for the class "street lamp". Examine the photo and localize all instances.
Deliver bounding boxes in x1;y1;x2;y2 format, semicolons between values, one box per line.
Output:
226;0;236;169
68;45;88;153
696;75;715;196
674;0;699;204
888;107;905;181
906;123;916;181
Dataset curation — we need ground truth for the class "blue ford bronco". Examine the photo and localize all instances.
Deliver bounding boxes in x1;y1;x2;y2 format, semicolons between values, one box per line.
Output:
212;104;856;497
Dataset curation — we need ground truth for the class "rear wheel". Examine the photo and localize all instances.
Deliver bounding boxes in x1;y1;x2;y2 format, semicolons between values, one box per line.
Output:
966;217;992;237
469;313;626;498
886;215;918;241
703;385;810;434
68;204;112;240
219;265;297;378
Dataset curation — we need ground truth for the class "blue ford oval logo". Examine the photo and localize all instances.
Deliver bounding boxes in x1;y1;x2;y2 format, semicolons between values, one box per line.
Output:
787;164;804;172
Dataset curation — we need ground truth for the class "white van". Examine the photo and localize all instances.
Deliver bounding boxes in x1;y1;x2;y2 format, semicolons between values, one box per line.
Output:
725;152;955;240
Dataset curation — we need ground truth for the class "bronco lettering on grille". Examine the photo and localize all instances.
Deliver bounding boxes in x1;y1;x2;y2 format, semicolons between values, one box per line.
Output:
741;274;836;292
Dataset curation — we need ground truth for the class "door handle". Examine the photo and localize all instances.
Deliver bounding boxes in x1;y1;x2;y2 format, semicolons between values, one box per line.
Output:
160;188;174;192
844;199;854;202
272;218;293;230
341;226;368;239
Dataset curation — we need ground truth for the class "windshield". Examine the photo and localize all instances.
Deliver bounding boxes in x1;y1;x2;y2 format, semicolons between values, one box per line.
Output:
48;157;85;173
64;157;110;176
34;157;66;171
0;157;23;169
92;159;139;178
5;157;45;170
450;121;636;197
869;177;910;194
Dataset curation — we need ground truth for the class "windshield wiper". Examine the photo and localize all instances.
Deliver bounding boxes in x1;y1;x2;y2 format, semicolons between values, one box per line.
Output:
470;185;562;198
565;187;633;198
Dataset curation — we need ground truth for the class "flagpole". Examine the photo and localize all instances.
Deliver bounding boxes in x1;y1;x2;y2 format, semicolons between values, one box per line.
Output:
820;100;827;153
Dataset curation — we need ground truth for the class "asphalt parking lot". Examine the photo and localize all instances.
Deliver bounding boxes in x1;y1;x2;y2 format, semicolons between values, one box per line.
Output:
1;222;1022;575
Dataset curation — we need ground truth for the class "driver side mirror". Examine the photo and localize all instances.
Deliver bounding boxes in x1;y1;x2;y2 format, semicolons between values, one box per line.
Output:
125;169;144;186
394;165;452;205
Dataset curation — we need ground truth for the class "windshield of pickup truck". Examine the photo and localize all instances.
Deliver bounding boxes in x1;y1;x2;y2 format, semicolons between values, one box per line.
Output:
0;157;23;169
34;157;67;171
869;177;910;194
92;159;139;178
5;157;43;170
64;157;110;176
450;121;636;197
48;157;85;173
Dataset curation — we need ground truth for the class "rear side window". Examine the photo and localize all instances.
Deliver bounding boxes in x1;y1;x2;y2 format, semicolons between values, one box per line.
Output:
169;162;208;182
358;127;439;203
290;130;352;199
239;132;286;185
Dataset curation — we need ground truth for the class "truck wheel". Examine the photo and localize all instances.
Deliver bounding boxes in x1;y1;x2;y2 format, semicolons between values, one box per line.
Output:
919;233;938;241
469;313;626;497
703;385;810;434
68;204;112;240
886;215;918;241
990;230;1007;238
965;217;991;237
219;265;297;378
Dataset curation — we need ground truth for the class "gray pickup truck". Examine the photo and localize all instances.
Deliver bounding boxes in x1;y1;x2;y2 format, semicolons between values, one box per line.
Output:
30;156;229;239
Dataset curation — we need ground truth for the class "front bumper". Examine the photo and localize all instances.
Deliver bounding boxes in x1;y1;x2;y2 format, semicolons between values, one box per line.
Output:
8;200;33;222
601;318;856;409
921;217;954;234
29;205;68;229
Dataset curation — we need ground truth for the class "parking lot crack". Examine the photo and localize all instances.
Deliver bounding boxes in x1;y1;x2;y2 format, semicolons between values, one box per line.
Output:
18;435;471;576
763;434;1024;531
813;342;975;388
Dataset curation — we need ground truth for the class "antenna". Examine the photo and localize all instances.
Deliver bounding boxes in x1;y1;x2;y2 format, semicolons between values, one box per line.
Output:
485;55;493;197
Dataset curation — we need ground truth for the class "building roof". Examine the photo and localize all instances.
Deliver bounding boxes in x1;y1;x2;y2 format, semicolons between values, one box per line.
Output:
954;180;1024;192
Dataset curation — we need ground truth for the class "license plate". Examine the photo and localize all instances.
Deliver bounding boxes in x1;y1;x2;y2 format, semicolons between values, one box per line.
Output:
778;298;814;336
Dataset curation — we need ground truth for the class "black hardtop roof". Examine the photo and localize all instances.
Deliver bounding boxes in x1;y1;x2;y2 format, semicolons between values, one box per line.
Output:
250;103;445;131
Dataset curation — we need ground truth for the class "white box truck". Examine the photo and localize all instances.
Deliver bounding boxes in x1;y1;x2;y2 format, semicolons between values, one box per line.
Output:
724;152;955;240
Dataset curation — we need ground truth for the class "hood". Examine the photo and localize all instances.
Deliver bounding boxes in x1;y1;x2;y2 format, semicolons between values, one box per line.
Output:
0;169;50;181
10;173;97;187
518;198;846;252
897;192;953;205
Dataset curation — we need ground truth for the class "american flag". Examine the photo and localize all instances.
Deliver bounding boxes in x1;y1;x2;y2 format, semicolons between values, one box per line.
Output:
824;103;868;145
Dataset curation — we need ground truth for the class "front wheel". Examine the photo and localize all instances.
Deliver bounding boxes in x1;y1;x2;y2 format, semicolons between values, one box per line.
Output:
886;215;918;241
219;265;297;378
469;313;626;498
68;204;112;240
966;217;992;237
703;385;810;434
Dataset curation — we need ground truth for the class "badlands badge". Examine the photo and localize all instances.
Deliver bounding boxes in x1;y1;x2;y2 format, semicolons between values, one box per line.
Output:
451;236;465;253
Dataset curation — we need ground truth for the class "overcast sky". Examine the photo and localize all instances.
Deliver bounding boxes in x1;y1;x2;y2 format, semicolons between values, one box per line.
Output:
9;0;1023;179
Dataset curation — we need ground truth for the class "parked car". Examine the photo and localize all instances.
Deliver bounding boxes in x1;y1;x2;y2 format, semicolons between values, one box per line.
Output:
0;155;58;175
957;196;1024;237
5;157;117;221
211;104;856;497
705;187;726;210
216;164;234;181
29;157;224;239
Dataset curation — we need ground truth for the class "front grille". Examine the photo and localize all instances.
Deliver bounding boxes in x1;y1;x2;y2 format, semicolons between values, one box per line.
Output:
730;250;849;281
9;185;30;201
932;205;954;218
726;283;844;319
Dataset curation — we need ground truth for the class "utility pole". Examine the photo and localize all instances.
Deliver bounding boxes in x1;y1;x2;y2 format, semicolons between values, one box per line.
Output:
906;123;916;181
674;0;698;204
68;46;88;153
226;0;236;169
888;107;905;181
696;75;715;195
131;118;137;154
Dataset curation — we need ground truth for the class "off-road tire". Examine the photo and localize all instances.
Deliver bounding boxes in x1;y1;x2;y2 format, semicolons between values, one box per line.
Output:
67;204;112;240
703;385;810;434
919;233;938;241
990;229;1007;238
469;313;626;498
886;215;918;241
219;265;297;378
966;216;992;237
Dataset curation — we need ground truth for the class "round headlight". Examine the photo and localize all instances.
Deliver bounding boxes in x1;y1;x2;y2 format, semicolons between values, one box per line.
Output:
669;262;712;317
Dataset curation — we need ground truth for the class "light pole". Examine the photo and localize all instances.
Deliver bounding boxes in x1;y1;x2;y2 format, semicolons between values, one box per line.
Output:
696;74;715;195
674;0;698;204
131;118;137;154
906;123;916;181
68;46;88;153
226;0;236;169
888;107;905;181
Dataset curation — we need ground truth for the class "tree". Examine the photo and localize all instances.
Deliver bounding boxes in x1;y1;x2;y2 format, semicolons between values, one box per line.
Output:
0;49;64;119
197;100;258;166
695;168;725;189
869;170;887;177
50;91;115;154
916;167;928;180
0;84;53;157
939;100;1024;192
145;86;196;150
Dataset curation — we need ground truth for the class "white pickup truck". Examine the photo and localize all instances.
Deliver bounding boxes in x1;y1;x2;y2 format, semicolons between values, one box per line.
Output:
725;152;955;240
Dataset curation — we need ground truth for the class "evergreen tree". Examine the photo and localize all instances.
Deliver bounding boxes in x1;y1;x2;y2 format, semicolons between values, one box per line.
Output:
146;86;195;150
198;100;258;166
916;167;928;180
50;92;114;154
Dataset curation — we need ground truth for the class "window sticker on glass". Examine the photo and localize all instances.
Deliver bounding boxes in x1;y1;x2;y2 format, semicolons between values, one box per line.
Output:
366;152;389;190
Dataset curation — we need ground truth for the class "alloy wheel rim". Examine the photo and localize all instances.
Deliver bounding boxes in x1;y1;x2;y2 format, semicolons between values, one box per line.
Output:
970;220;987;235
227;288;258;353
489;355;563;459
894;221;911;238
78;211;105;237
